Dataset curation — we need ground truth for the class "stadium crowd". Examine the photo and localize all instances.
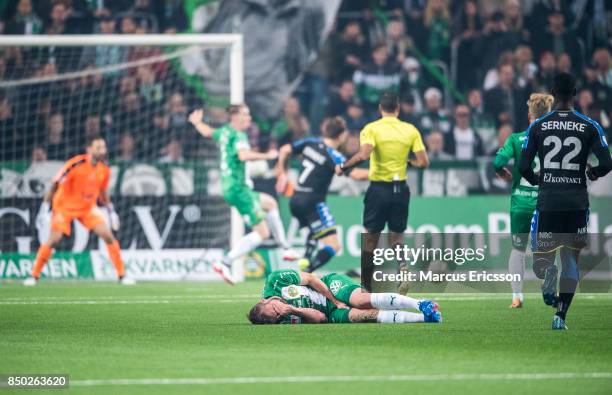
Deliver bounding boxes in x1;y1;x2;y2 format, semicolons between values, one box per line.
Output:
0;0;610;164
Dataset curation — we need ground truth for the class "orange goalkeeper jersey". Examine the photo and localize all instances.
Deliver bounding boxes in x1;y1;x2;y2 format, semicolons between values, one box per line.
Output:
52;154;110;214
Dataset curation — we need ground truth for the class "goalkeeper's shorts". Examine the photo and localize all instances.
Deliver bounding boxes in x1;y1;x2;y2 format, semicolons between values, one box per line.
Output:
51;206;106;236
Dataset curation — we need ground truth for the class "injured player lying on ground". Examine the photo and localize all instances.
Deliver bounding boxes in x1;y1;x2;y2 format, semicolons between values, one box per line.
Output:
247;269;442;324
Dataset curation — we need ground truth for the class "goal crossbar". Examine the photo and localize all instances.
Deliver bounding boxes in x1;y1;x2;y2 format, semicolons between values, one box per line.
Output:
0;34;244;104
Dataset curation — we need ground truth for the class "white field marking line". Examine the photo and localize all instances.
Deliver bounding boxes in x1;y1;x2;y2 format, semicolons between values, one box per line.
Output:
70;372;612;387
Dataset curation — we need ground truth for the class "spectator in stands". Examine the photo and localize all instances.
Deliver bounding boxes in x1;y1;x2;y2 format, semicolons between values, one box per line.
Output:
467;88;496;150
117;133;136;162
272;97;303;140
514;45;537;89
5;0;42;35
476;11;520;81
417;87;450;135
45;1;71;34
557;52;572;74
422;0;451;63
277;114;309;147
492;123;514;156
0;95;20;160
361;8;386;50
137;65;163;105
452;0;482;91
83;114;102;147
399;94;419;125
159;138;184;164
401;57;425;113
353;43;401;118
79;15;124;71
445;104;484;160
504;0;528;41
534;51;556;92
386;18;409;65
167;92;188;131
452;0;481;38
584;48;612;122
158;0;187;33
532;11;582;74
333;21;368;82
484;63;528;131
589;48;612;89
327;80;356;117
44;113;66;160
425;130;452;160
344;103;367;134
483;51;514;90
120;16;137;34
31;146;47;162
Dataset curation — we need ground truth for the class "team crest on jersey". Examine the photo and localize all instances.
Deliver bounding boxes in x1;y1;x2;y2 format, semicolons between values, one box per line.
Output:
286;285;299;298
329;280;344;295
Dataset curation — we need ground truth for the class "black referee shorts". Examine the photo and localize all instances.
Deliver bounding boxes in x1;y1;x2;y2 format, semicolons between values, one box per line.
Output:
363;181;410;233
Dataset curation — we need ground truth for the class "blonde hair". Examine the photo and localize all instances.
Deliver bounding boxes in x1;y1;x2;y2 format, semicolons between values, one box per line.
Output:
424;0;449;27
527;93;554;119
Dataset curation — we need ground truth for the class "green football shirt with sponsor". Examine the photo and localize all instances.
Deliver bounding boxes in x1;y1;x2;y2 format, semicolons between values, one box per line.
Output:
263;269;333;324
212;124;250;193
493;131;538;212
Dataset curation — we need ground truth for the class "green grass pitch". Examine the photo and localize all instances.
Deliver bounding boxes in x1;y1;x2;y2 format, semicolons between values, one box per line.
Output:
1;280;611;395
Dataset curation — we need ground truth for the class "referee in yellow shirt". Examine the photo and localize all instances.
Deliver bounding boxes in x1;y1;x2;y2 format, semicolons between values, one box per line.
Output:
336;92;429;290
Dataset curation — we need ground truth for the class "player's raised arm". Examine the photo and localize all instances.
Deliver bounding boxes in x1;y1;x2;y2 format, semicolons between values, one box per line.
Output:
299;272;348;309
188;109;214;138
274;143;292;193
586;123;612;181
519;125;539;186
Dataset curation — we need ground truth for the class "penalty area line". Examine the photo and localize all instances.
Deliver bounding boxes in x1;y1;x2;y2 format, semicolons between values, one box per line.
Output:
71;372;612;386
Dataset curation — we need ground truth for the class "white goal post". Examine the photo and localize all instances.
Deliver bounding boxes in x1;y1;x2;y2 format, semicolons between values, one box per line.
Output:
0;34;247;282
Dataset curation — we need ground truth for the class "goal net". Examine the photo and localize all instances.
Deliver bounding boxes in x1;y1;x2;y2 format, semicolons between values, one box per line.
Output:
0;34;244;282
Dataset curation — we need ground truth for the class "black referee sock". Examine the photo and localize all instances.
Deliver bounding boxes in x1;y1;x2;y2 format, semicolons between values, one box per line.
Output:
306;246;336;273
556;277;578;321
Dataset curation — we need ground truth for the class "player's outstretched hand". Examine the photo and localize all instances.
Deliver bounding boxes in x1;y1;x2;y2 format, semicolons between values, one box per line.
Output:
188;109;204;126
586;163;598;181
496;167;513;182
266;149;279;161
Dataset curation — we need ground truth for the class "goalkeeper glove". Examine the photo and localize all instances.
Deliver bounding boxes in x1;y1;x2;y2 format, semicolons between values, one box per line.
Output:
107;204;120;232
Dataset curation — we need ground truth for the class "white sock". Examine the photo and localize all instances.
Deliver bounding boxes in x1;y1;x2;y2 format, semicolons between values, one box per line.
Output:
377;310;424;323
509;249;525;297
266;209;289;249
370;293;420;310
224;232;263;264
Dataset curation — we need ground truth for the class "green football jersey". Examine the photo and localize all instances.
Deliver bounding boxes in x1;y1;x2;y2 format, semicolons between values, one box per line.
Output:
212;124;250;193
263;270;333;324
493;131;538;212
